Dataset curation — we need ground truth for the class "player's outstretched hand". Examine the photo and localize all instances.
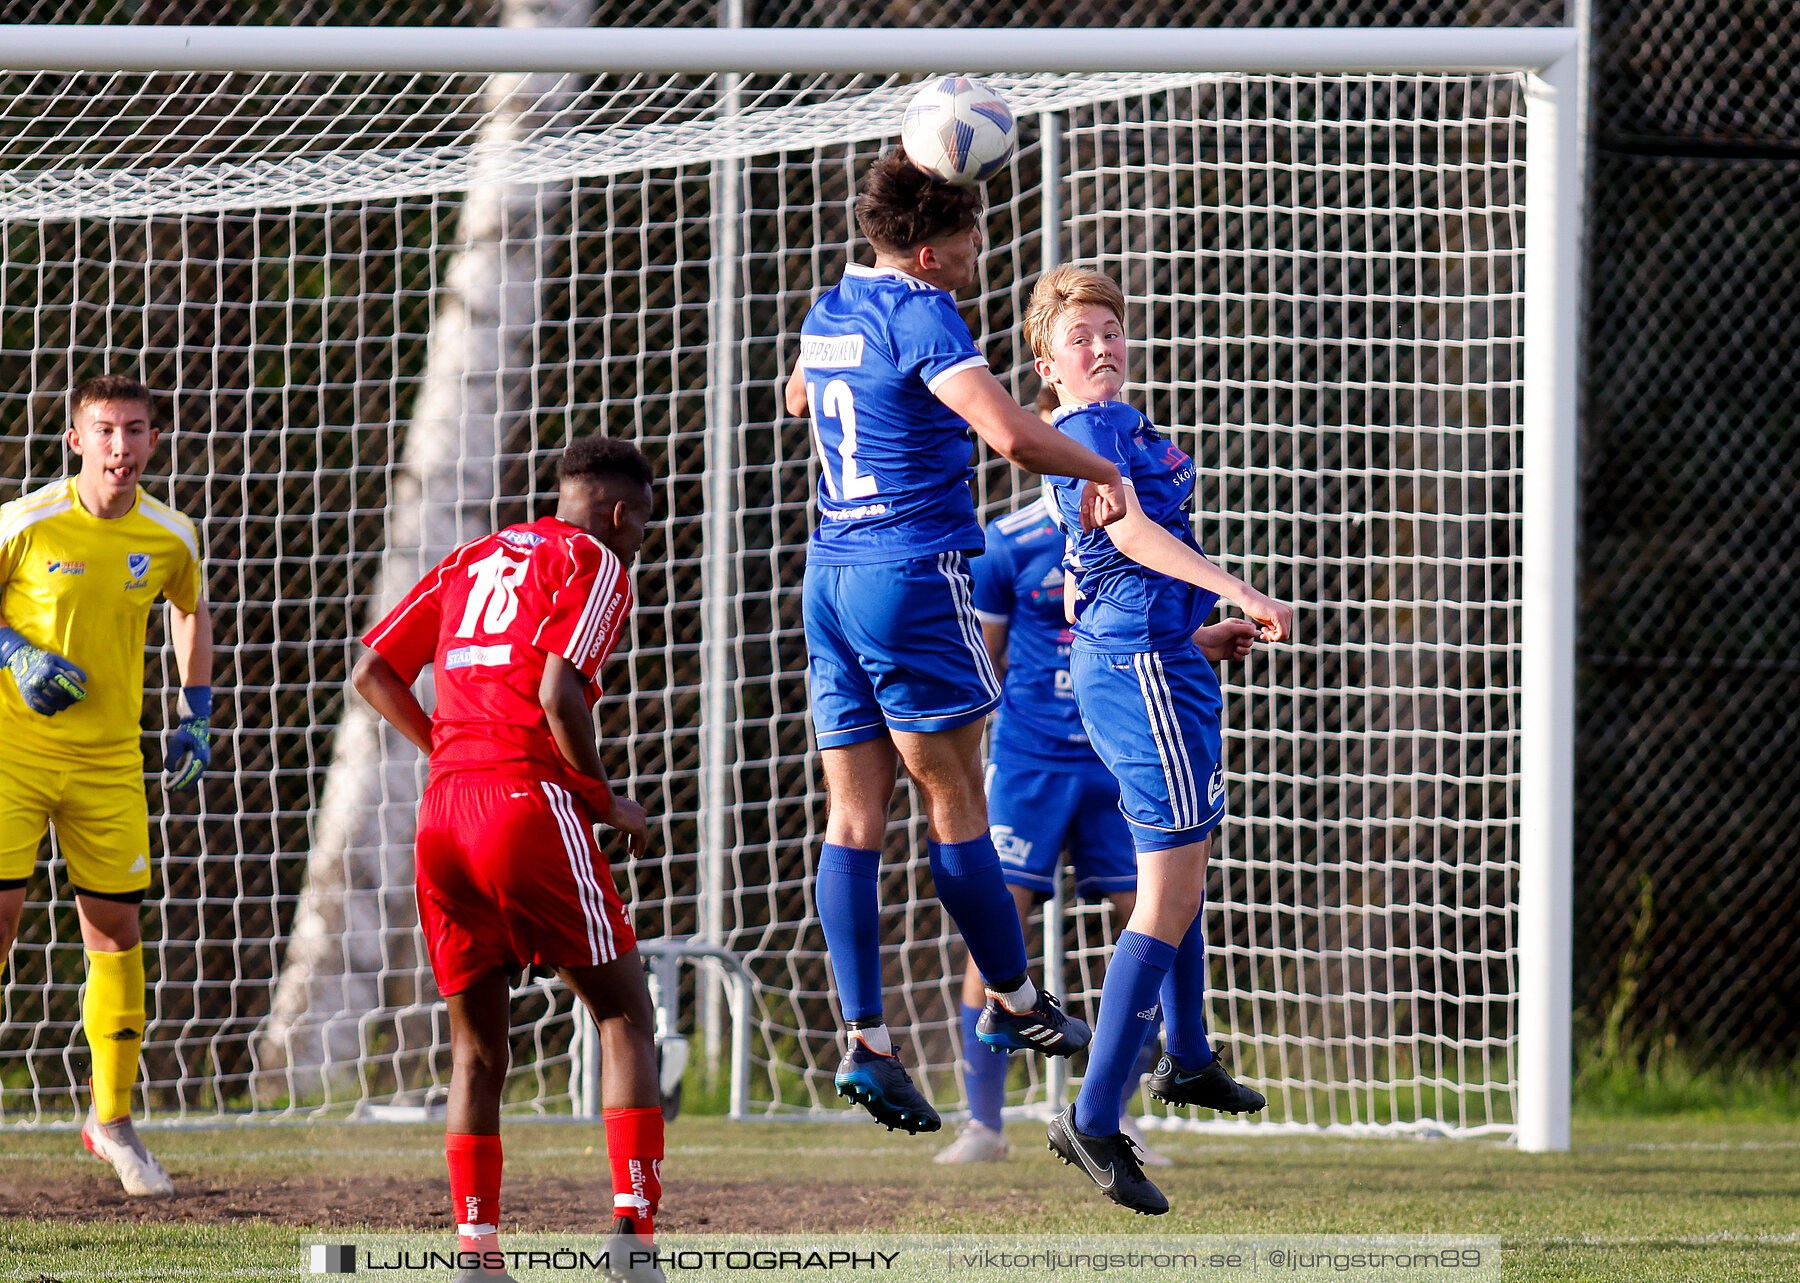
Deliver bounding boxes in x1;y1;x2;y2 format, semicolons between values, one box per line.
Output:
1077;478;1129;531
1237;589;1296;644
163;686;213;791
1195;617;1259;663
603;795;649;861
0;626;87;716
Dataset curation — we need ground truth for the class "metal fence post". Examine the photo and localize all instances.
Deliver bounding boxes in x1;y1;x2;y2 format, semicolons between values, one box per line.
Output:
1037;109;1073;1116
698;0;746;1073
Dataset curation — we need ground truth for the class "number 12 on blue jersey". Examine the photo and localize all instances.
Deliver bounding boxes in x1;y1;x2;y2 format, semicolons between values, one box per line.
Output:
806;378;879;501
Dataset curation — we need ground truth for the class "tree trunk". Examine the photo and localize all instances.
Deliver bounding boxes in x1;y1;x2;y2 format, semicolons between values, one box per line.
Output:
257;0;594;1091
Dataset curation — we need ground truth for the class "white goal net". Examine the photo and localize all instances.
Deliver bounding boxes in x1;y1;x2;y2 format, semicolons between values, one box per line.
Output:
0;31;1565;1140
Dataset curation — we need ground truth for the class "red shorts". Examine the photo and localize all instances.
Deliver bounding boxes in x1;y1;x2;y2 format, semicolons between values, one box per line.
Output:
415;773;638;996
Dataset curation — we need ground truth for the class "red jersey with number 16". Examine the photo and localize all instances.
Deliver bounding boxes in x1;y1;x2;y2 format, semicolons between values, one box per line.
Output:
362;516;633;789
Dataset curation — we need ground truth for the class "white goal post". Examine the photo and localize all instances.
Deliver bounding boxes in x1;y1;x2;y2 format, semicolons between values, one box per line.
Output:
0;25;1578;1153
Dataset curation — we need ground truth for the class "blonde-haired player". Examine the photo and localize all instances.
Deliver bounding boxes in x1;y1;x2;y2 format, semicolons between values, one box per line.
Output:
1028;266;1292;1215
0;374;214;1197
940;385;1261;1167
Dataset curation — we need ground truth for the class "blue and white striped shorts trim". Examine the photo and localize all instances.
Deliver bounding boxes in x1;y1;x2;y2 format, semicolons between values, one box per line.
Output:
1072;643;1226;852
803;552;1003;748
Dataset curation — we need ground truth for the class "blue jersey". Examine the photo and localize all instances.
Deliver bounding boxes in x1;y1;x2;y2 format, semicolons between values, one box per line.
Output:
970;497;1097;763
1046;401;1218;653
797;265;991;565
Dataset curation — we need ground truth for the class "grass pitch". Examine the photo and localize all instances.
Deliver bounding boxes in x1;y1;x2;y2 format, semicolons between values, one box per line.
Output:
3;1114;1798;1281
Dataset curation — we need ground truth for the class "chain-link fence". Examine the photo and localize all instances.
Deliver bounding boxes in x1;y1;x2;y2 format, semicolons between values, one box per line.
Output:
3;0;1792;1067
1580;2;1800;1064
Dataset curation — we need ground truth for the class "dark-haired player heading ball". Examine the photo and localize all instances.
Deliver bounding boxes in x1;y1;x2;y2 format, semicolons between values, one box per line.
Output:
354;436;665;1283
781;149;1129;1132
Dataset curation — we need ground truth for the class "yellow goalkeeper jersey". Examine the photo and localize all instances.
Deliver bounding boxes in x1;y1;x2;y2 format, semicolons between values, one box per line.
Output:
0;478;202;766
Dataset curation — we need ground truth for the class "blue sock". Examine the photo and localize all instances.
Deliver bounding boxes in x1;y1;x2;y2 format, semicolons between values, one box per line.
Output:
960;1001;1009;1130
1160;901;1215;1070
928;838;1028;986
1073;931;1175;1136
1120;1014;1163;1116
817;844;884;1023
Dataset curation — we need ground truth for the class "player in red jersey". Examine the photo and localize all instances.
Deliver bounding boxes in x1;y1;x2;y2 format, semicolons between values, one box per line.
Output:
352;436;664;1283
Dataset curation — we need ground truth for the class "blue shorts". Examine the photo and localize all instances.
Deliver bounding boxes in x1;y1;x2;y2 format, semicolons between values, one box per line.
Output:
804;552;1002;749
986;752;1135;899
1071;644;1225;852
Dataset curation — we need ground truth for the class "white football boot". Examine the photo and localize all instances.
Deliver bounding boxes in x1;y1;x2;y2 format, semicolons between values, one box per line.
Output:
82;1107;175;1197
934;1119;1008;1163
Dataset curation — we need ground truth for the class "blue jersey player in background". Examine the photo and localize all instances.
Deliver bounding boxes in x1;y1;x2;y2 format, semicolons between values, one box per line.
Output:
937;391;1260;1167
781;150;1129;1134
1028;266;1294;1215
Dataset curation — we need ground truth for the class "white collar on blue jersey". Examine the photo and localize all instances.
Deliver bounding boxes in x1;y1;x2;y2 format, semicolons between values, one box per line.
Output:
844;262;928;285
1051;399;1128;422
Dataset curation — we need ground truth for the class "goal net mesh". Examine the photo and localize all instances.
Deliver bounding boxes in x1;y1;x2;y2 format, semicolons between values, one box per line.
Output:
0;62;1525;1137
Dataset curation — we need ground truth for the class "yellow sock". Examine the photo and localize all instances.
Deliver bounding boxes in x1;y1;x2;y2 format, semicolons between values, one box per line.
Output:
84;945;145;1122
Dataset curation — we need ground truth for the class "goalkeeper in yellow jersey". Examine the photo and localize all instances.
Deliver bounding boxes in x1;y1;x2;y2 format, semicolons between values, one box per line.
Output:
0;374;213;1198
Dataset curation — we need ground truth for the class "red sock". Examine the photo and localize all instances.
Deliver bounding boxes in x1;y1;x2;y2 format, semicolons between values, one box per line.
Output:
445;1132;504;1255
603;1106;664;1237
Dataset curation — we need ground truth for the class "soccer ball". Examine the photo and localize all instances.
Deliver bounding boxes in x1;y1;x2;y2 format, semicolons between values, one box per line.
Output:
901;75;1017;186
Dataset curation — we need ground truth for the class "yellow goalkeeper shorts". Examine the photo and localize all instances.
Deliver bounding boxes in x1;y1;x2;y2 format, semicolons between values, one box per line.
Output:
0;754;152;896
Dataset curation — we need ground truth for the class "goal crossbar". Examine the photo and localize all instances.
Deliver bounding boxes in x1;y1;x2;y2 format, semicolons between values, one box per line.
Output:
0;25;1576;76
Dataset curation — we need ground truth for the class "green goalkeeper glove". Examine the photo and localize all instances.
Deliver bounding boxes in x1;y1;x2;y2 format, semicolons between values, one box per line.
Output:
0;625;87;716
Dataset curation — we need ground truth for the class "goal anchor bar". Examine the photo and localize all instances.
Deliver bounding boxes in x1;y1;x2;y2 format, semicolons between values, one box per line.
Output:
0;24;1576;76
